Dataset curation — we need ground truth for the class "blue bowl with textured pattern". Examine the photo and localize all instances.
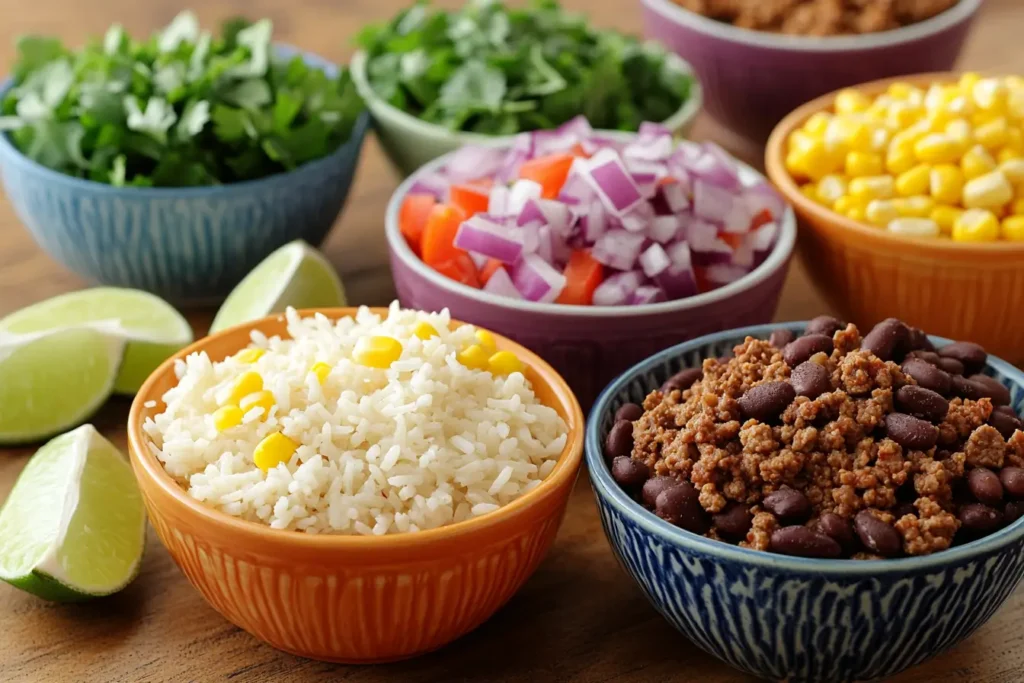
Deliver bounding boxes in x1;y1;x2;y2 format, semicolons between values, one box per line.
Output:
586;322;1024;683
0;46;370;304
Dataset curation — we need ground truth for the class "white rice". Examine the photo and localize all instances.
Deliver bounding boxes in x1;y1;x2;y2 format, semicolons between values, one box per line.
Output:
143;303;568;535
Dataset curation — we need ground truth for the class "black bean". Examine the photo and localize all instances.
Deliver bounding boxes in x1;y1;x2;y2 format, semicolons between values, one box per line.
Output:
989;410;1023;440
861;318;908;362
805;315;844;338
901;358;952;396
642;476;678;508
717;356;732;364
968;374;1011;406
611;456;650;490
815;512;857;551
967;468;1004;506
763;487;812;523
790;361;831;399
884;413;939;451
996;405;1018;416
958;503;1004;533
661;367;703;395
895;385;949;423
604;420;633;459
614;402;644;423
738;381;796;422
939;342;987;375
937;357;965;376
906;350;942;366
951;375;987;400
905;327;932;353
783;334;833;367
999;467;1024;498
769;328;795;349
770;526;842;558
655;483;710;534
1005;501;1024;524
712;504;753;539
854;511;903;557
892;502;917;519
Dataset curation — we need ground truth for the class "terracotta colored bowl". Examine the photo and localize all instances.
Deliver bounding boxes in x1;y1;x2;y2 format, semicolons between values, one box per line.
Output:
765;72;1024;365
126;308;584;663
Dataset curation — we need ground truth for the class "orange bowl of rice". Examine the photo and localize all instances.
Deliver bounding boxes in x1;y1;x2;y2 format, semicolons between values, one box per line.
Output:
126;304;584;663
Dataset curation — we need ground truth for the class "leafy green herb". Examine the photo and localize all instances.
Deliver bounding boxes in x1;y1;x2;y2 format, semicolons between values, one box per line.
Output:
2;11;364;187
357;0;692;135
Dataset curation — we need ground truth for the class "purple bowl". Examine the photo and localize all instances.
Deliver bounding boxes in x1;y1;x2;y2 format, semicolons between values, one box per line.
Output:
384;145;797;409
642;0;983;141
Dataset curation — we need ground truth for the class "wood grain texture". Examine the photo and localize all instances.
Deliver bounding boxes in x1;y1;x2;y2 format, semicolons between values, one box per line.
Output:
2;1;1023;681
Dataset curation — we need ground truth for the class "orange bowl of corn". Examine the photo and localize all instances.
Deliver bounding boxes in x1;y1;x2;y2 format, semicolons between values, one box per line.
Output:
765;72;1024;363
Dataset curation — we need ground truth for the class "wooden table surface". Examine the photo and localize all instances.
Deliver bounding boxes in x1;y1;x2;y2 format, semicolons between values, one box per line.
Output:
3;1;1024;681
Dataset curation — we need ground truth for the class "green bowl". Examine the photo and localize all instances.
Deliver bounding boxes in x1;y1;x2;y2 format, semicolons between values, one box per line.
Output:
350;49;704;177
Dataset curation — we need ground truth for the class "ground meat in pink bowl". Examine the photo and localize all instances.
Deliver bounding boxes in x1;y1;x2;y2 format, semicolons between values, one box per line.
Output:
585;319;1024;683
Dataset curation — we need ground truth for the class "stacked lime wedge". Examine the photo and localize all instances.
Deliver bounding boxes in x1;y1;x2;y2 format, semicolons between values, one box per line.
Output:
210;240;347;334
0;425;147;601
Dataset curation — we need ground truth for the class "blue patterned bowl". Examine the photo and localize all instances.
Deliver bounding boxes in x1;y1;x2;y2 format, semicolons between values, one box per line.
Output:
0;47;370;304
587;322;1024;683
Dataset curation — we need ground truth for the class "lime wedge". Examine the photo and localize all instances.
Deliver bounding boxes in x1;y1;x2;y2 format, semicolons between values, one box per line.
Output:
0;288;193;395
0;425;146;601
0;328;124;446
210;240;346;334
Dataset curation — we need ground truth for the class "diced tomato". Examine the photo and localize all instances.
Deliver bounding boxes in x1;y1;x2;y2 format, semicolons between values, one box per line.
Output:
421;204;468;267
749;208;774;230
657;176;677;187
570;143;590;159
398;194;437;255
720;232;744;249
433;253;480;288
468;177;494;189
555;250;604;305
519;153;575;199
449;183;491;216
478;258;504;284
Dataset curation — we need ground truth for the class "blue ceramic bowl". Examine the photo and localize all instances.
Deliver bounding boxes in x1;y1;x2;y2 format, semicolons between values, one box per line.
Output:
0;46;370;304
587;322;1024;683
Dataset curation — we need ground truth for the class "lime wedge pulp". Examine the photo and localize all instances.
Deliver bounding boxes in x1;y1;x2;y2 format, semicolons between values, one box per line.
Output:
0;425;147;601
210;240;347;334
0;328;124;446
0;288;192;395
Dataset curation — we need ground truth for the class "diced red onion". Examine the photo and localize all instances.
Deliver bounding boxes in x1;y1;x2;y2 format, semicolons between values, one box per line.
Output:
444;146;506;183
454;215;525;264
660;179;690;213
693;180;736;223
628;285;667;305
520;221;542;254
591;229;645;271
469;252;489;269
655;242;698;299
620;202;654;233
690;236;735;266
483;266;522;299
517;198;575;237
557;166;594;206
488;186;510;217
593;270;644;306
732;240;754;268
508;179;542;216
586;149;644;215
749;221;778;253
639;243;671;277
648;215;681;244
407;173;448;199
721;200;753;234
705;263;750;286
512;254;566;303
579;199;607;242
744;180;787;220
536;225;555;264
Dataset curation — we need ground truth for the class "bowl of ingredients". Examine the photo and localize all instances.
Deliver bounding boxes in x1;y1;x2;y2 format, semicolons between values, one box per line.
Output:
127;303;584;662
0;12;369;304
588;315;1024;682
766;72;1024;364
351;0;701;176
641;0;982;140
384;117;797;407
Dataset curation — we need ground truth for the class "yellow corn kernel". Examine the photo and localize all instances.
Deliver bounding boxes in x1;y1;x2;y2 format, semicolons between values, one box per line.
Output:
1013;198;1024;215
886;146;916;175
457;344;489;370
973;78;1009;114
961;145;998;180
816;175;848;205
1002;216;1024;241
800;184;819;202
930;206;963;234
354;336;403;369
975;118;1010;151
414;322;438;340
833;195;863;215
475;329;497;353
999;159;1024;185
865;101;890;121
963;170;1014;210
960;72;982;93
887;218;940;238
953;208;1001;242
891;124;929;152
803;112;832;137
253;433;299;473
487;350;523;375
786;140;838;181
849;176;895;201
944;118;973;148
929;164;965;204
845;151;883;177
1005;127;1024;152
888;82;920;101
834;89;871;114
825;118;873;154
225;371;263;406
311;361;332;384
240;390;275;418
914;133;961;164
895;164;931;196
893;196;935;218
999;148;1023;163
233;347;265;364
846;206;866;222
212;405;244;432
866;199;899;226
889;101;923;128
871;127;892;152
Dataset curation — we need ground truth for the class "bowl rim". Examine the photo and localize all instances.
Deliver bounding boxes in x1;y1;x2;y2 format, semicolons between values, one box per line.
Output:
384;138;798;318
127;306;585;550
586;320;1024;574
640;0;982;52
0;44;371;198
766;71;1024;258
348;48;704;147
